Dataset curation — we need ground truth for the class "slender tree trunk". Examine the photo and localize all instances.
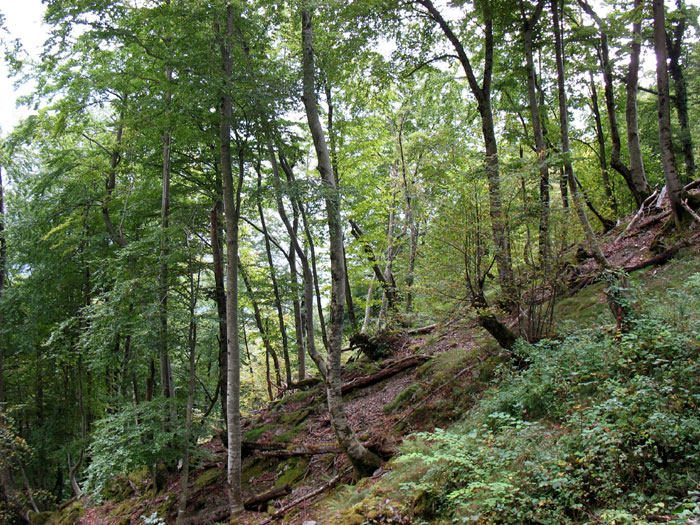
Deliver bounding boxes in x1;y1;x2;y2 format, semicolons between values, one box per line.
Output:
416;0;515;304
626;0;649;193
397;120;419;313
177;244;200;525
552;0;609;268
666;0;695;182
220;3;244;513
289;214;305;381
520;0;552;267
579;0;649;206
158;63;175;407
209;204;228;426
362;276;375;334
256;169;292;385
378;189;397;327
270;147;327;379
653;0;686;226
588;72;616;212
239;259;282;388
301;8;381;478
297;195;329;351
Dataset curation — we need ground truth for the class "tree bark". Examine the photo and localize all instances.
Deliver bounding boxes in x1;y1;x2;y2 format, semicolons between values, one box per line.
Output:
269;147;327;380
666;0;695;182
256;168;292;385
209;205;228;426
520;0;552;267
552;0;609;269
588;71;616;212
219;3;244;513
579;0;650;206
301;8;381;478
653;0;686;226
158;62;175;407
626;0;649;196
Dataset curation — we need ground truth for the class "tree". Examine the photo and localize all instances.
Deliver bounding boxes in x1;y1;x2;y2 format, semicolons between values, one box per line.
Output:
653;0;687;226
301;7;381;478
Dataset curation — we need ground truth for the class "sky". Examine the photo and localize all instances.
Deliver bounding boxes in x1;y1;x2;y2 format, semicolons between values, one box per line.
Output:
0;0;46;137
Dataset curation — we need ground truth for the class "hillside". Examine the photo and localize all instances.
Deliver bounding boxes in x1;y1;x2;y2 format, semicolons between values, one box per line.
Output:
34;203;700;524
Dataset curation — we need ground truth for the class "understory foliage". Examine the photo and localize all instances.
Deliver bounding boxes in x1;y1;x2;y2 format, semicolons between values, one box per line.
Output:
397;274;700;523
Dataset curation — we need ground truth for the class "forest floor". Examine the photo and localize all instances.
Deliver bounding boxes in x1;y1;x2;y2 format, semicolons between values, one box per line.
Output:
53;191;700;525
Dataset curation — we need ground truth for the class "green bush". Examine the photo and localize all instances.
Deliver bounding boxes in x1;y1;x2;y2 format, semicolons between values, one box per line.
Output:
395;277;700;523
83;399;189;499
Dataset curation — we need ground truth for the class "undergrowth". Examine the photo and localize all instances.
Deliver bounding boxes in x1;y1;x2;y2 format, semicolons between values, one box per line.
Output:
380;273;700;523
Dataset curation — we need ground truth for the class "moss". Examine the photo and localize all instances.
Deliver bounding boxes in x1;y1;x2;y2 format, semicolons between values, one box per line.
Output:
272;424;306;443
554;280;607;327
242;456;275;483
193;467;222;489
383;383;424;414
47;502;84;525
280;407;311;427
110;497;139;518
274;457;308;488
280;389;315;405
28;511;52;525
243;424;276;442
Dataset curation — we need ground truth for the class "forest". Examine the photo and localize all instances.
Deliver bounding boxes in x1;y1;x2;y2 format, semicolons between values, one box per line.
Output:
0;0;699;522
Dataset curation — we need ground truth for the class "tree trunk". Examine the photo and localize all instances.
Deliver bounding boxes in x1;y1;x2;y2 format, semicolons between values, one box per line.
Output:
239;259;282;388
552;0;609;269
579;0;649;206
588;71;616;212
269;147;328;380
362;276;375;334
158;63;175;408
256;169;292;385
220;3;244;513
653;0;686;226
520;0;552;267
209;204;228;425
301;8;381;478
666;0;695;182
626;0;649;195
176;247;199;525
289;213;306;381
416;0;515;304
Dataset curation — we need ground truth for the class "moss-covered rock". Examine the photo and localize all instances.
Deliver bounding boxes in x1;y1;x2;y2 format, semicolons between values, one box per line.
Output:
27;511;52;525
383;383;424;414
275;457;308;488
280;407;311;427
243;424;276;442
48;502;84;525
193;467;221;489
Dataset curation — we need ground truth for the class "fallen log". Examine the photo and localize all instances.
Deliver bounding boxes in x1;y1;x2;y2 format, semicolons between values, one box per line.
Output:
244;485;292;511
288;377;323;390
405;323;438;335
623;241;688;272
258;443;342;457
259;467;352;524
187;485;292;523
682;199;700;225
615;190;659;242
341;355;432;395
